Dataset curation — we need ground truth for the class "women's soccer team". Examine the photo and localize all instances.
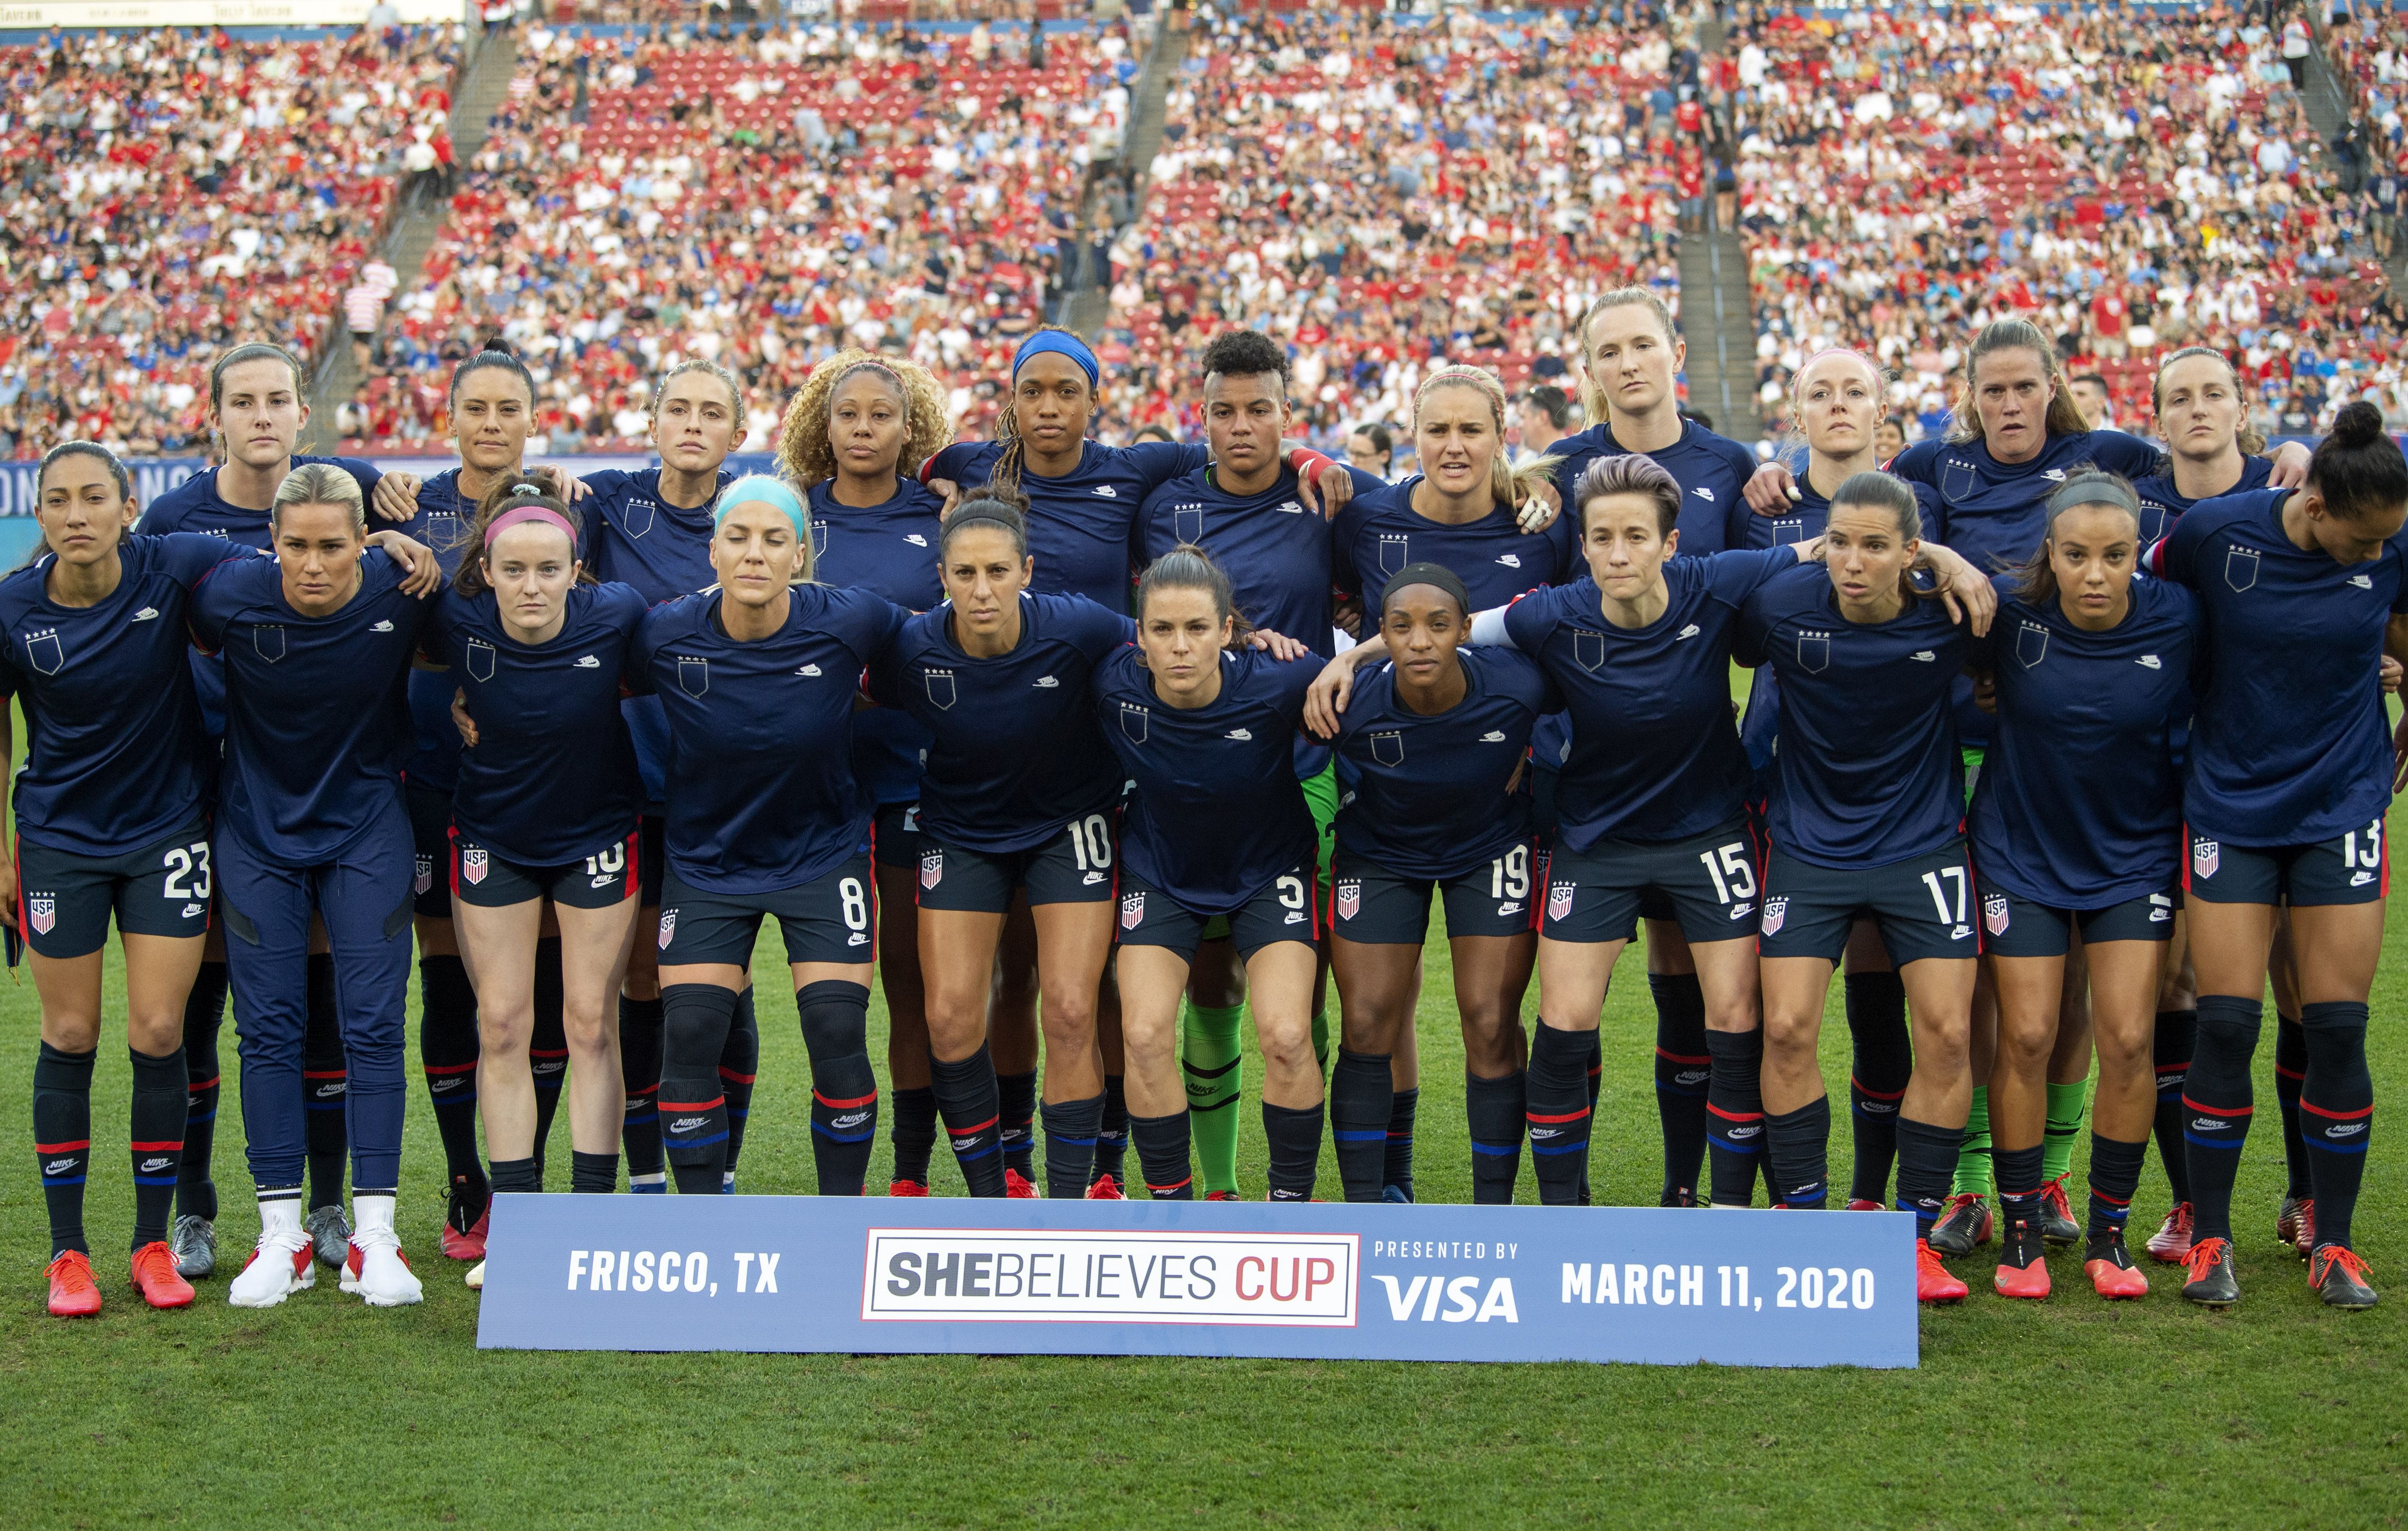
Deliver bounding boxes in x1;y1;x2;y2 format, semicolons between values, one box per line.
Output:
14;299;2403;1319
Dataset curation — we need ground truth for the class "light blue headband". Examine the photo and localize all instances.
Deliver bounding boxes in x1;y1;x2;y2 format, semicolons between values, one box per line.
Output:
716;475;809;543
1013;329;1100;390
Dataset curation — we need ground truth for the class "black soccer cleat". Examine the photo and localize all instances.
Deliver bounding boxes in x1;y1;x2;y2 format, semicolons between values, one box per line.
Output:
2309;1246;2378;1311
2180;1236;2239;1308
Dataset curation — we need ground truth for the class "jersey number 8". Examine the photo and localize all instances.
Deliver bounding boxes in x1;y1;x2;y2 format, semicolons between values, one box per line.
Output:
840;877;869;933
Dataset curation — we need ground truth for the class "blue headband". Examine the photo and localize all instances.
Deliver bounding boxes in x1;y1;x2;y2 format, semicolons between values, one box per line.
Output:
716;475;809;543
1013;330;1100;390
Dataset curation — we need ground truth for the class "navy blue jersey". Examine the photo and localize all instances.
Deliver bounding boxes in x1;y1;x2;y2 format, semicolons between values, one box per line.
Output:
136;454;383;739
810;475;946;810
1095;645;1318;912
2150;488;2408;846
388;469;490;799
866;592;1129;852
1505;548;1797;848
923;439;1209;607
2131;455;2273;547
421;582;647;867
1734;565;1971;869
628;585;905;893
1548;419;1758;555
1332;646;1554;878
188;549;429;863
0;535;242;855
1132;463;1378;778
572;467;726;814
1968;575;2202;906
1331;476;1579;617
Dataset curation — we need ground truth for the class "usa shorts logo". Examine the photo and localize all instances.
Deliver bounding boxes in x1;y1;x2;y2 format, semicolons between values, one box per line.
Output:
461;848;489;886
1120;892;1145;931
1547;882;1576;923
1335;880;1361;921
657;910;678;949
414;854;433;895
2192;837;2220;879
26;895;54;935
1760;896;1787;936
1983;893;2010;936
920;848;943;890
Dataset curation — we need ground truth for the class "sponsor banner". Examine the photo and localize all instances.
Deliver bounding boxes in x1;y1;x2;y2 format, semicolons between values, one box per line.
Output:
477;1195;1917;1368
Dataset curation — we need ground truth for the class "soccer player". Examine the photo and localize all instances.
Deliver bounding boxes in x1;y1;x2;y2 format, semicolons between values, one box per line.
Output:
422;478;647;1286
864;496;1129;1199
137;342;392;1279
1316;564;1551;1202
8;447;251;1314
1131;331;1388;1201
2147;403;2408;1310
1968;472;2199;1299
629;476;899;1197
191;465;446;1307
777;352;950;1198
1735;470;1990;1304
1096;548;1324;1201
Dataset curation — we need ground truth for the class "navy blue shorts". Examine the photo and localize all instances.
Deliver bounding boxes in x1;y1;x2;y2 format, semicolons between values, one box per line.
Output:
1977;886;2176;958
1542;819;1762;947
1759;843;1981;967
14;819;214;958
450;825;641;911
1531;765;1673;923
917;812;1118;914
2185;819;2388;907
1117;861;1318;964
407;782;455;919
871;802;922;871
638;813;665;907
657;856;876;969
1329;845;1537;944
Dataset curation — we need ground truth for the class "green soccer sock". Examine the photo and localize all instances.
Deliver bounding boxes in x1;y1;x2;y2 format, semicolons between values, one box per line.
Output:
2042;1079;2090;1185
1183;1002;1246;1195
1952;1085;1994;1198
1311;1008;1330;1077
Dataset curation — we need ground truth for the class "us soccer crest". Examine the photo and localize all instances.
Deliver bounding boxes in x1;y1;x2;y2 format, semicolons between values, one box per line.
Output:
1547;881;1576;923
920;847;943;890
657;910;678;949
1120;892;1145;930
461;848;489;885
1761;896;1788;936
26;894;54;935
1983;893;2010;936
1335;880;1361;921
2192;837;2221;879
414;855;433;896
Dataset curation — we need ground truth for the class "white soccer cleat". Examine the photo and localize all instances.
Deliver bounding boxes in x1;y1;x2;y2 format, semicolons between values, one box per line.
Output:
464;1260;485;1290
228;1201;316;1308
339;1194;424;1307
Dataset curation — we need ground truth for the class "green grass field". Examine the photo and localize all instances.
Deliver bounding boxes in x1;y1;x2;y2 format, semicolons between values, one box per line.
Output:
3;877;2404;1529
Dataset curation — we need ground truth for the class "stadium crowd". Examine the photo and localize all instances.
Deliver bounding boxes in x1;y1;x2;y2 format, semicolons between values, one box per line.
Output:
0;24;463;460
1730;0;2406;447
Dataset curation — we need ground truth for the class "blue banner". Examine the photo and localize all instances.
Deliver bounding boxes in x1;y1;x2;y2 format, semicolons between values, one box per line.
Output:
474;1195;1918;1368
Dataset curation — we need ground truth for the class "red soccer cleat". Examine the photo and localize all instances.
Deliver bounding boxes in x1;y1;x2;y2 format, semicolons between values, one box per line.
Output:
129;1241;196;1310
2145;1202;2193;1263
1844;1198;1885;1212
1084;1174;1125;1201
1004;1169;1039;1200
1992;1219;2051;1299
2287;1198;2317;1261
46;1251;101;1318
2084;1229;2150;1299
888;1179;929;1198
441;1206;488;1262
1916;1239;1968;1304
1204;1189;1244;1202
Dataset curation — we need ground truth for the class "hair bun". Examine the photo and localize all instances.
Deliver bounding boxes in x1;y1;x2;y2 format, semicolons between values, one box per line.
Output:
2331;400;2386;450
480;339;517;358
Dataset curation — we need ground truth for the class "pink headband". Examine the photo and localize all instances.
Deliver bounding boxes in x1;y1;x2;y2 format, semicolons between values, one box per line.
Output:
484;505;577;548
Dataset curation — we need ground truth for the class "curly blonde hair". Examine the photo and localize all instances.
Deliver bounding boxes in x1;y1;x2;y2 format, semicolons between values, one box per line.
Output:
776;351;952;486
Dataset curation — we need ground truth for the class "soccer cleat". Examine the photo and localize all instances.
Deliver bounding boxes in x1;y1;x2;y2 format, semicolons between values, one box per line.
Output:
464;1260;486;1291
341;1237;424;1308
2276;1194;2305;1248
1927;1193;1993;1257
2309;1245;2378;1310
128;1241;197;1309
227;1229;316;1308
2179;1236;2239;1308
1204;1189;1243;1202
2288;1198;2317;1261
888;1179;929;1198
1004;1168;1039;1200
1658;1186;1699;1208
1993;1218;2050;1299
1084;1174;1125;1201
46;1251;102;1318
304;1204;353;1271
1915;1239;1968;1303
1382;1184;1413;1204
2036;1175;2081;1246
1845;1198;1885;1212
441;1206;489;1262
170;1214;217;1279
2083;1230;2149;1299
2146;1202;2194;1263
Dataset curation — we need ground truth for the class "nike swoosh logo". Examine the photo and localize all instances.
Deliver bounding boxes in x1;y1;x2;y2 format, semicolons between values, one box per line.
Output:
131;607;159;621
372;621;395;632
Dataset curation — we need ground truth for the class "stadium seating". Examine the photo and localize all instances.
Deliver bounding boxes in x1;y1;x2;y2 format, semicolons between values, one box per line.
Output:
0;25;461;458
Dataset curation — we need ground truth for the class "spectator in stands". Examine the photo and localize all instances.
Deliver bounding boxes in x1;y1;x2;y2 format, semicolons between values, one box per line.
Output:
2070;373;2116;432
1345;422;1395;480
1517;385;1575;463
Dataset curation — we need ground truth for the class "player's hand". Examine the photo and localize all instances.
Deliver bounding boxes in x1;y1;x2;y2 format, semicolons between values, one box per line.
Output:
2394;706;2408;791
1514;474;1561;534
1246;627;1311;661
1289;451;1343;519
1744;460;1800;514
1332;596;1363;639
1303;640;1385;738
452;689;482;749
1916;540;1996;636
367;531;444;596
2268;440;2313;489
2382;654;2402;695
371;472;421;523
535;464;592;502
929;478;964;518
0;843;18;931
